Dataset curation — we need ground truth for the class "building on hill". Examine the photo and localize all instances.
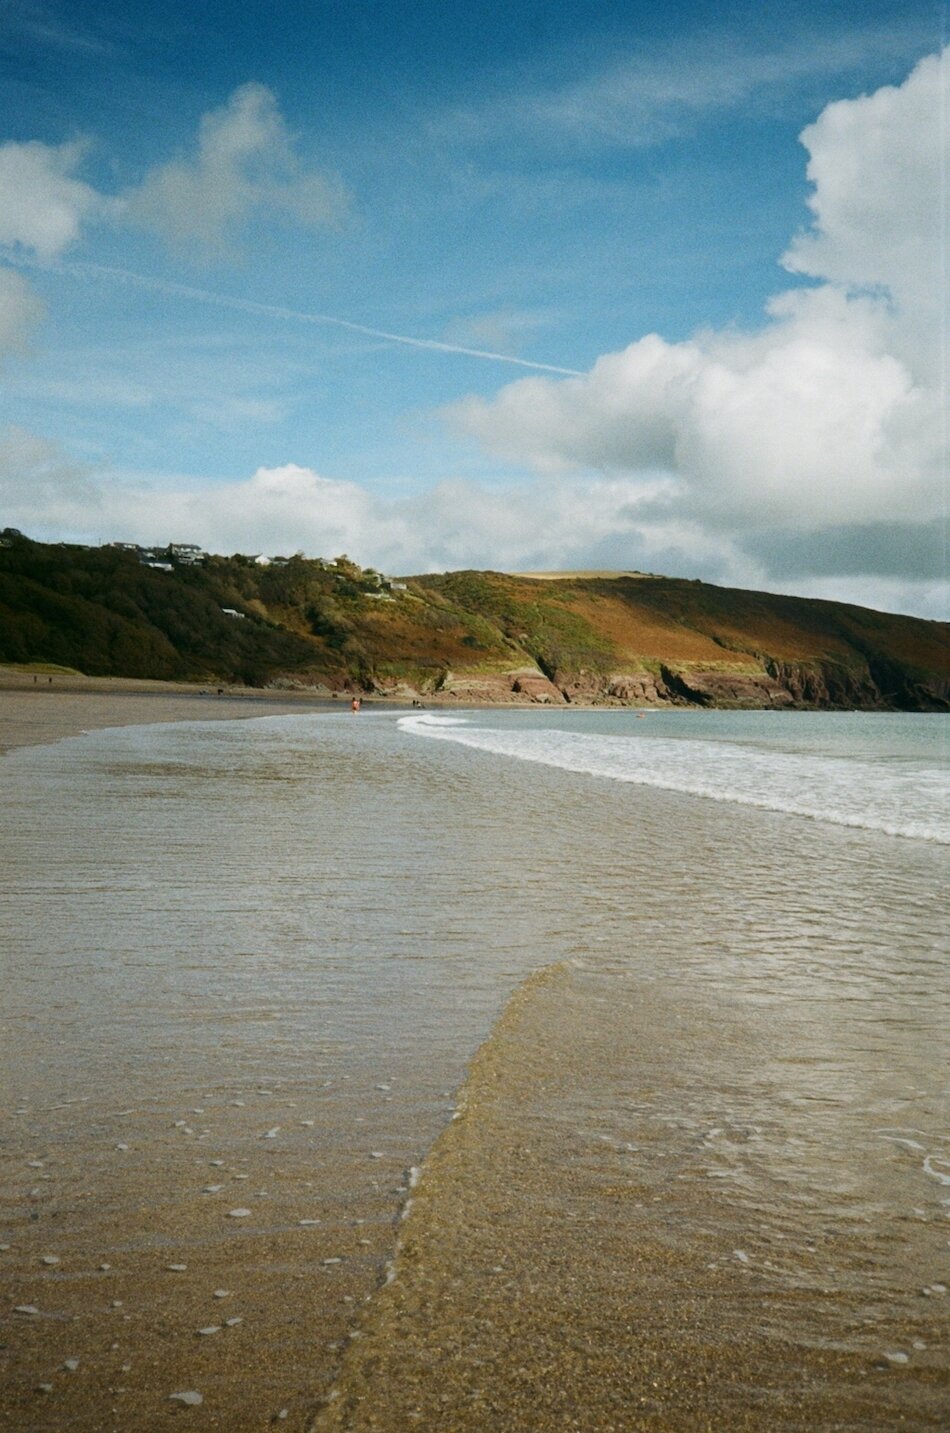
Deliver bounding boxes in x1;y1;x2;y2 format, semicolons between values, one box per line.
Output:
168;543;206;564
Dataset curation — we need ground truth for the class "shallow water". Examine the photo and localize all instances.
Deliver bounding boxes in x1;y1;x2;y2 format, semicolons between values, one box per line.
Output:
1;709;947;1428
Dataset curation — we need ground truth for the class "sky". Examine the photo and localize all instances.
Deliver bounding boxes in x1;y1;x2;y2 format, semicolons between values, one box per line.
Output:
0;0;947;617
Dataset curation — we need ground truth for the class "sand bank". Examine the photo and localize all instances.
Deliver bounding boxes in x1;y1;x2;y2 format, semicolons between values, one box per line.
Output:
316;962;949;1431
0;667;351;756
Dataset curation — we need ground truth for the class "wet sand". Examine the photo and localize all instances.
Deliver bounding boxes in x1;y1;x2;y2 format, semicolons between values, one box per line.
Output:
3;689;946;1431
1;1085;415;1431
316;963;949;1432
0;666;346;755
0;676;421;1430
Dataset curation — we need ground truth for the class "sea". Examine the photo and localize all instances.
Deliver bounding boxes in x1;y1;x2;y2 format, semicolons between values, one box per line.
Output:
1;708;947;1429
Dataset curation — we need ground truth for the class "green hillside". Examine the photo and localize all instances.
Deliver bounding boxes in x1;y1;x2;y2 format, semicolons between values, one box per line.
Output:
0;531;947;709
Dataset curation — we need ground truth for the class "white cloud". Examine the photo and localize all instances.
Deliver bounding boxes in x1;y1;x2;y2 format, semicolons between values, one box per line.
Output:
0;425;102;510
0;138;100;259
446;48;948;607
0;267;45;355
0;136;99;361
2;436;944;618
783;47;947;379
122;83;347;255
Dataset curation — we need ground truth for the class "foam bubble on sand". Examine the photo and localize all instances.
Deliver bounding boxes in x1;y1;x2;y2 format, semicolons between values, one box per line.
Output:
922;1155;950;1186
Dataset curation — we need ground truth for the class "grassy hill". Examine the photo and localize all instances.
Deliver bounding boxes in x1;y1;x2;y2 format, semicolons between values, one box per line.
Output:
0;531;946;709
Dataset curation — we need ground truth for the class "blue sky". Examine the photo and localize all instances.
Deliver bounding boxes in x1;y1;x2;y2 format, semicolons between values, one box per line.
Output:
0;1;946;615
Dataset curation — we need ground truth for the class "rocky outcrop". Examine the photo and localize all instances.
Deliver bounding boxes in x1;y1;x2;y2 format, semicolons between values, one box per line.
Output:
660;665;796;708
509;669;564;703
369;656;949;711
431;667;566;704
764;659;950;711
605;672;670;704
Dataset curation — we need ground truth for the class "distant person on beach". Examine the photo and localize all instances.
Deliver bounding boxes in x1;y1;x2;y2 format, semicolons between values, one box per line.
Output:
351;696;362;712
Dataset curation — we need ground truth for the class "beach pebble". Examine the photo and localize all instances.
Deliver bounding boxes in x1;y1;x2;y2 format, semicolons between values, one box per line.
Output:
173;1121;187;1128
203;1185;224;1194
209;1159;225;1167
369;1151;384;1160
733;1250;750;1264
99;1263;111;1271
170;1391;203;1406
883;1351;909;1364
299;1219;320;1226
261;1127;280;1139
213;1289;231;1298
225;1316;242;1327
111;1300;123;1308
15;1305;40;1315
277;1411;289;1421
0;1244;10;1251
63;1359;79;1371
229;1100;245;1107
166;1264;187;1272
197;1326;220;1336
27;1160;44;1169
300;1120;315;1127
930;1282;947;1294
115;1143;130;1152
36;1383;54;1394
228;1208;252;1218
322;1257;342;1265
41;1255;61;1265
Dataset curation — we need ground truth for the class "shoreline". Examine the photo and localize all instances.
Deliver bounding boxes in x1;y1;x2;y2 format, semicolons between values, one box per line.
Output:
0;668;356;756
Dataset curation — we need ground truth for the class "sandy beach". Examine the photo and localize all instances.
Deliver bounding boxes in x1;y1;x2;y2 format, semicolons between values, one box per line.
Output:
0;675;427;1432
0;666;352;755
1;689;946;1432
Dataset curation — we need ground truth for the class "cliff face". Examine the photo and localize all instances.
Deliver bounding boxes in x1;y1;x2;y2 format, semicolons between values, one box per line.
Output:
428;658;949;711
1;535;947;710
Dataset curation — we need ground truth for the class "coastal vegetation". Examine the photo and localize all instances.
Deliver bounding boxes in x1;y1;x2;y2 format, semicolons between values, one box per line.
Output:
0;529;946;709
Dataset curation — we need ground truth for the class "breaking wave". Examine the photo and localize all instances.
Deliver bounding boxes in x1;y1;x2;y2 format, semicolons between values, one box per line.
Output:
398;712;949;844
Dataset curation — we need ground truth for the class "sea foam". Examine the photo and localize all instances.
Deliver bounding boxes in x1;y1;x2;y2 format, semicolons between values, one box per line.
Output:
398;712;950;844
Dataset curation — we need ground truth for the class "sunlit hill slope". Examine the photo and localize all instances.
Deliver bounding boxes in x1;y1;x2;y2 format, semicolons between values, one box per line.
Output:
0;532;946;709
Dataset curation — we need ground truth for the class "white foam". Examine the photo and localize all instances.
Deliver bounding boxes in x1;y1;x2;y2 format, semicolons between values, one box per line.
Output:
400;716;950;844
923;1155;950;1186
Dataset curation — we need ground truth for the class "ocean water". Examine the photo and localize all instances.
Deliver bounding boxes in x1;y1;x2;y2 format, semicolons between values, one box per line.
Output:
1;708;947;1429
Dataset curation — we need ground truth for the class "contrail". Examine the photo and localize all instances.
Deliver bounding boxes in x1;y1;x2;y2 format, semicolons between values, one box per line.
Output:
9;255;584;377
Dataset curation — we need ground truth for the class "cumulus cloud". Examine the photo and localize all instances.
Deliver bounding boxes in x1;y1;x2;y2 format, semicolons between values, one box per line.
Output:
3;436;945;618
122;83;347;255
0;138;100;259
446;48;948;611
0;438;734;580
783;47;945;375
